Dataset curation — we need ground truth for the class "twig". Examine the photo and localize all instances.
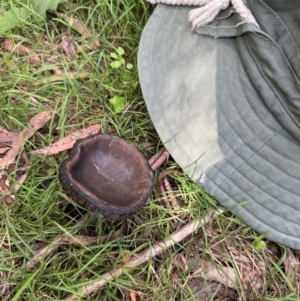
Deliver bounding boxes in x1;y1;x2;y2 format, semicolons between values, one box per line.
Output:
64;210;222;300
148;147;166;166
26;220;126;270
163;177;180;210
156;170;183;200
158;181;171;208
150;148;169;171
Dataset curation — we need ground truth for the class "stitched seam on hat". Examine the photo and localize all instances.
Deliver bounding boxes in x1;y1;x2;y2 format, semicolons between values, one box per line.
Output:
234;37;300;165
197;23;255;38
188;38;300;197
205;168;300;230
205;163;300;231
186;34;300;205
245;36;300;135
210;41;300;206
251;3;300;86
205;20;247;29
258;0;300;64
210;110;300;211
206;172;300;237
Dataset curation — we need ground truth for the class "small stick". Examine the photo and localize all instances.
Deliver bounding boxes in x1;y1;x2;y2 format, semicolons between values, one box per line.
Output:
64;210;222;300
26;221;125;270
150;148;169;171
156;170;183;195
163;177;180;210
158;181;171;208
148;147;166;166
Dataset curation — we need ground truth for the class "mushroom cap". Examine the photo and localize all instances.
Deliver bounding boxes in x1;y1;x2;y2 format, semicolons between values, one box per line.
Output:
59;134;154;219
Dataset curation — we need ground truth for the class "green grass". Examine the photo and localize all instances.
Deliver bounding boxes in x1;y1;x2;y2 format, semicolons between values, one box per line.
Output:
0;1;299;300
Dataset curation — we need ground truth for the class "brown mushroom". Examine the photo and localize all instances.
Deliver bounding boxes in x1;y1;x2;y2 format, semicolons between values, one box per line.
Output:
59;134;154;219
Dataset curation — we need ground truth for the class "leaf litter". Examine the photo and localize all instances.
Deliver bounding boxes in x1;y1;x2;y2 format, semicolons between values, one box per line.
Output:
0;111;53;204
57;35;77;60
0;4;100;85
1;39;40;64
31;124;101;155
56;12;101;51
0;110;102;206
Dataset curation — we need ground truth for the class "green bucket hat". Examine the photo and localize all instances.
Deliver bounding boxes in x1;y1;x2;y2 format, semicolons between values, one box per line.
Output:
138;0;300;249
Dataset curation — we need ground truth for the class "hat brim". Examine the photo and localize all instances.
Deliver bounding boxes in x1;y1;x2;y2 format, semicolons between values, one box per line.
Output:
138;4;300;249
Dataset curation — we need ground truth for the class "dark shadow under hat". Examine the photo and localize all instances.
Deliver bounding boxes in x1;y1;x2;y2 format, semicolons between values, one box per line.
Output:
138;0;300;249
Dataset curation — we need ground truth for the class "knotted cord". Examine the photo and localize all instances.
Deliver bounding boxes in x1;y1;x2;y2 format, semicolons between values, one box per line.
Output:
146;0;259;30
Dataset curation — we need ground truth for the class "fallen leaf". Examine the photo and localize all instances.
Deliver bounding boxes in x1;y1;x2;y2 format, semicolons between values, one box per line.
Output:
57;35;76;60
0;148;10;155
25;110;53;137
2;39;40;64
33;71;90;86
31;124;101;155
0;131;19;144
57;13;92;38
0;111;53;170
175;254;237;289
1;152;30;204
0;176;14;204
56;12;100;50
12;152;30;194
2;38;29;55
188;278;238;301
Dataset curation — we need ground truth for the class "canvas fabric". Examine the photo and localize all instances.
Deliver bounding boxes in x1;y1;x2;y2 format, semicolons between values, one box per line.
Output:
138;0;300;249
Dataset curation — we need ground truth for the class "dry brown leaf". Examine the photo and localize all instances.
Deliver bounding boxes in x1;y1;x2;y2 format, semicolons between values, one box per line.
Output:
33;71;90;86
0;111;53;170
0;131;19;144
56;12;100;50
2;39;29;55
1;152;30;204
0;176;14;204
2;39;40;64
28;54;41;64
57;35;76;60
175;254;237;289
0;148;10;155
24;110;53;137
31;124;101;155
57;13;92;38
188;278;238;301
192;260;237;289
